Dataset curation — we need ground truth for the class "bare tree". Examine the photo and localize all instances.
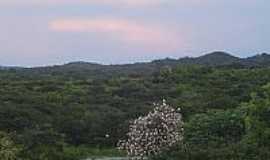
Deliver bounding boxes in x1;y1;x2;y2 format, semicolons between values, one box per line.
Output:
118;100;184;160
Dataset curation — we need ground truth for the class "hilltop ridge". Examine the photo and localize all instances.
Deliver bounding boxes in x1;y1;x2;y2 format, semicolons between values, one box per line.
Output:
1;52;270;77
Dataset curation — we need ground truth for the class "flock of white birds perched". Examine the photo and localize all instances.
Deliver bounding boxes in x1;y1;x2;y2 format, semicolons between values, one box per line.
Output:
117;100;184;160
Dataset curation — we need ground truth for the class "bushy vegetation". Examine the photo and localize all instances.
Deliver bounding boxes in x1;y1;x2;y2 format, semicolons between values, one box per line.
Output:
1;55;270;159
0;131;21;160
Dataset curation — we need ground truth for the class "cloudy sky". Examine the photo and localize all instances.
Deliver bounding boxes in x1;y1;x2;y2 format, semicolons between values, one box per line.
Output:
0;0;269;66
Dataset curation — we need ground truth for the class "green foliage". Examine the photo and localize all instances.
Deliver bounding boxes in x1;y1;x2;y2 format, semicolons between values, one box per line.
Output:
245;83;270;145
155;109;245;160
0;131;21;160
1;61;270;159
185;110;245;146
239;83;270;159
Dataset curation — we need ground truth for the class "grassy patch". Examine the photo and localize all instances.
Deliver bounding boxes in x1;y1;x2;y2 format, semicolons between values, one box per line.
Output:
63;146;126;160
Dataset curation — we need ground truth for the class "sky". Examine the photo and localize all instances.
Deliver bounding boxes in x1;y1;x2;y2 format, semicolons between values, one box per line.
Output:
0;0;269;66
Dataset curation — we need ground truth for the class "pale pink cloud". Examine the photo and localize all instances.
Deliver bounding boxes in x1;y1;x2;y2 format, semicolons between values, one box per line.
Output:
49;18;185;52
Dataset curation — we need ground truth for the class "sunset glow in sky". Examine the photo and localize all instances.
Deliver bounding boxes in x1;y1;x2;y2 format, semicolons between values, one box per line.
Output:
0;0;269;66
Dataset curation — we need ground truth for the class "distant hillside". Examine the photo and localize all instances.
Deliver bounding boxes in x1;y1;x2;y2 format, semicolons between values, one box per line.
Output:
0;66;21;70
1;52;270;77
242;53;270;67
57;51;270;69
177;51;240;66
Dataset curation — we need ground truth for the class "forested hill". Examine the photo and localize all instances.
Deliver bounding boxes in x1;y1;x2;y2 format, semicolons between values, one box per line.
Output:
2;52;270;77
1;52;270;160
52;52;270;69
63;52;270;69
35;52;270;69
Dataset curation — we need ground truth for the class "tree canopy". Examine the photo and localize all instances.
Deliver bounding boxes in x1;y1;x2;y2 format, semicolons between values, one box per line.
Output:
1;56;270;159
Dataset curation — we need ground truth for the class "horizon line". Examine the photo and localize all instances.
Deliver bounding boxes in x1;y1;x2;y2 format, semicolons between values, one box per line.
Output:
1;51;268;68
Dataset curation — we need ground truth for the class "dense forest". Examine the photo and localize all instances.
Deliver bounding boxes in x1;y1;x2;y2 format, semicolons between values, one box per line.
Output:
1;52;270;160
